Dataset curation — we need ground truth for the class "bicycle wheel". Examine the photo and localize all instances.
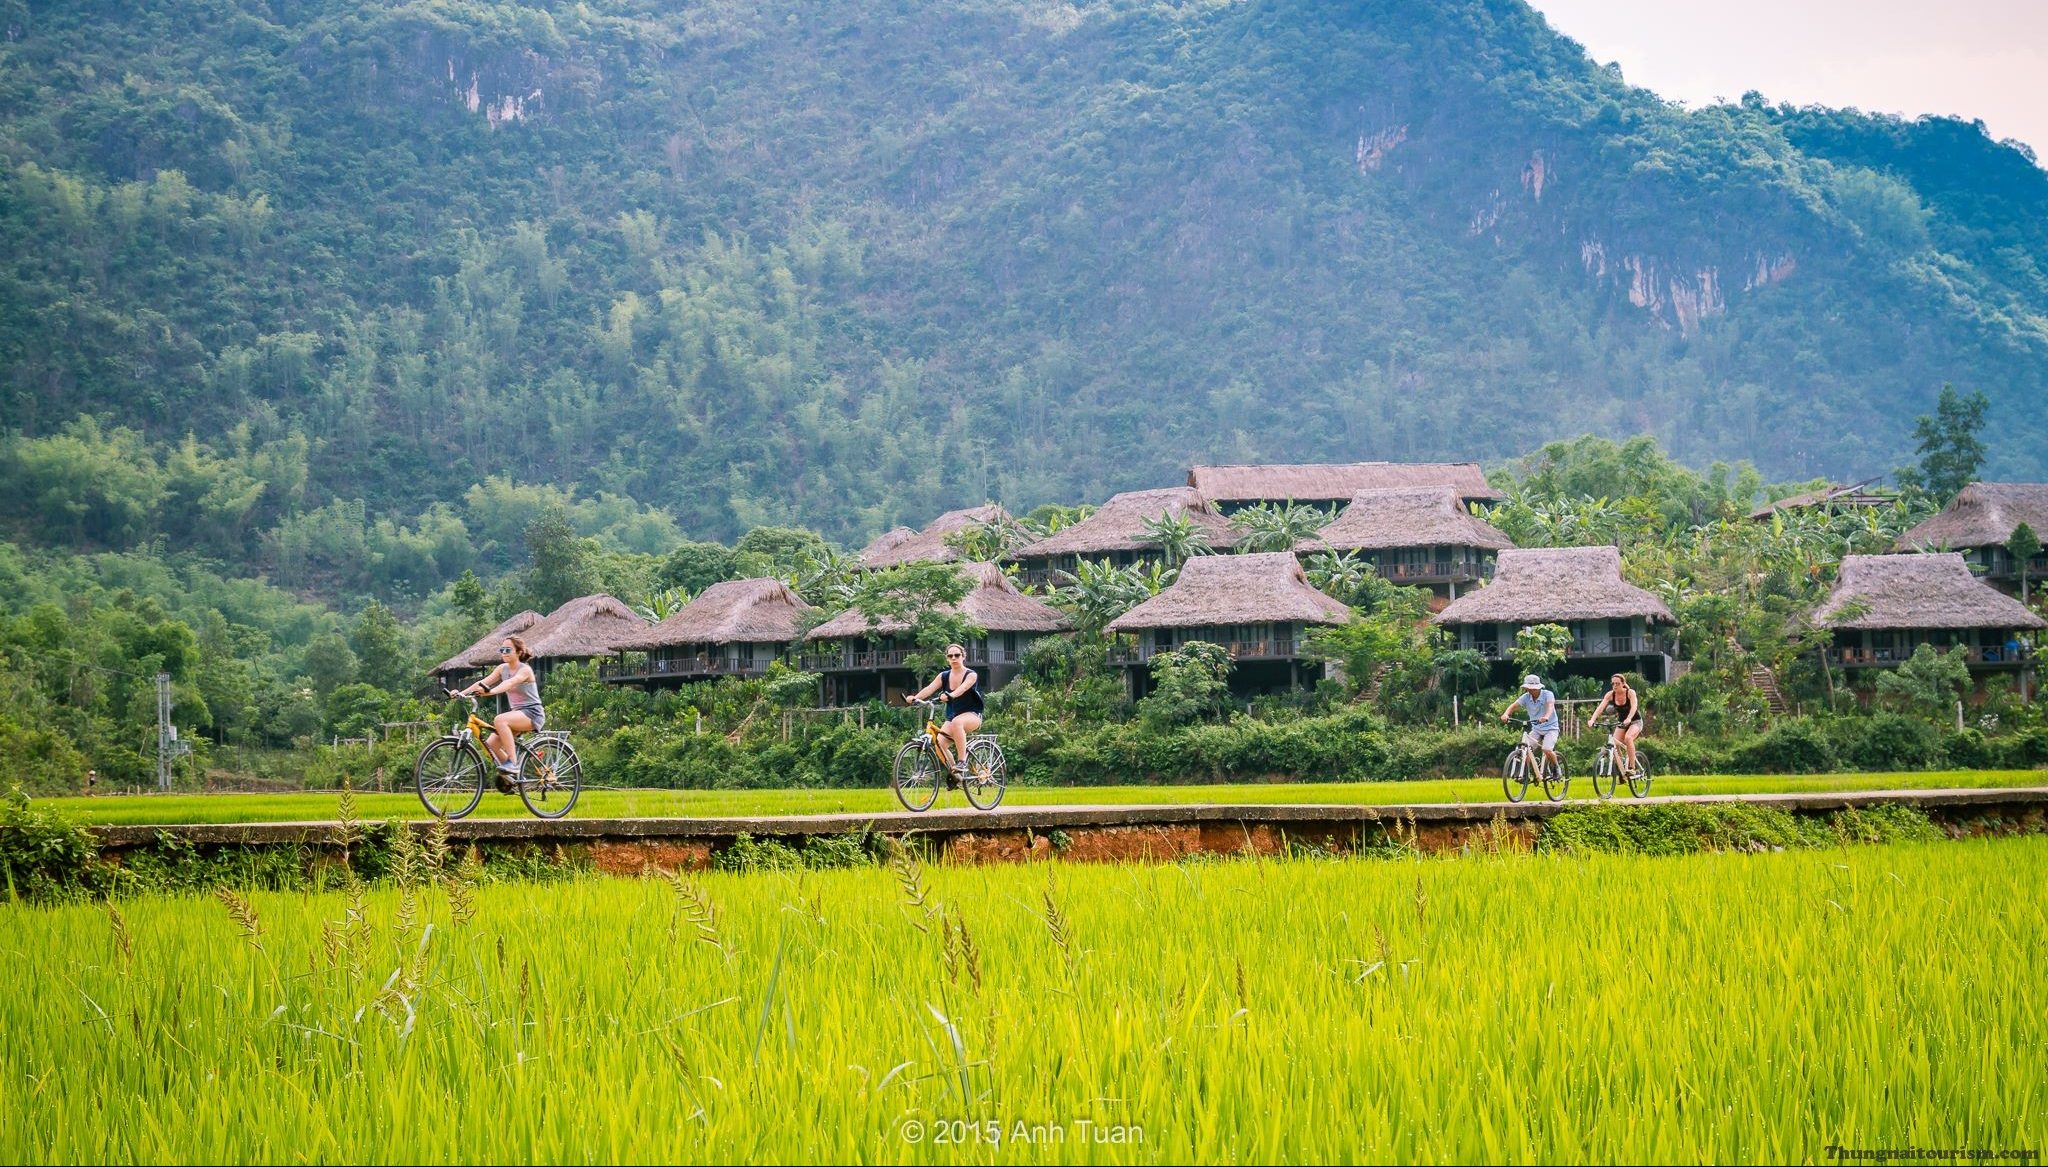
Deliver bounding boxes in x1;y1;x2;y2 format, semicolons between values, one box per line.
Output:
415;738;487;820
1542;754;1570;802
1501;749;1529;803
518;737;582;819
962;739;1008;810
891;739;940;812
1590;746;1616;801
1626;753;1653;798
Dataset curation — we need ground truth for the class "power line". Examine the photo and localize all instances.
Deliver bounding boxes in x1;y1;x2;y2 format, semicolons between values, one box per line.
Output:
0;644;168;681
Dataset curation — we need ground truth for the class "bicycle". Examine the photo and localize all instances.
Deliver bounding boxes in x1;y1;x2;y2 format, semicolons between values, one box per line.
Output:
1501;720;1569;803
414;693;583;820
1589;721;1653;800
890;698;1007;812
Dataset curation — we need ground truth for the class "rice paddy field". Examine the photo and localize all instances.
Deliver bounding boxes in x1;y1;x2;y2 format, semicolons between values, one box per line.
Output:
1;836;2041;1162
43;768;2048;825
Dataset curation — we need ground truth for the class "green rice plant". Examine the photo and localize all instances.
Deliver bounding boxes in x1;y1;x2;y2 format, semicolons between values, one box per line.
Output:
0;838;2039;1162
38;769;2048;828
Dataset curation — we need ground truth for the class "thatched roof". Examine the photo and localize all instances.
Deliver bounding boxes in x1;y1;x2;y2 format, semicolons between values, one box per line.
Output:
612;579;814;650
1898;483;2048;550
1814;553;2046;631
1188;462;1501;504
1008;488;1237;559
1431;547;1674;626
807;562;1069;640
433;610;543;675
520;594;648;660
1747;482;1892;520
859;505;1007;568
1105;553;1352;631
1298;488;1514;554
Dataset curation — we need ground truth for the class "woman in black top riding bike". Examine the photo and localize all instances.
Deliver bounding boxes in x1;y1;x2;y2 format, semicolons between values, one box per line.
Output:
1586;672;1646;774
910;643;983;781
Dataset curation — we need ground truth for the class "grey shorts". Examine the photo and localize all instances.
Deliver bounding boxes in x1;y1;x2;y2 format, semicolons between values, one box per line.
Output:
512;704;546;732
1522;728;1559;751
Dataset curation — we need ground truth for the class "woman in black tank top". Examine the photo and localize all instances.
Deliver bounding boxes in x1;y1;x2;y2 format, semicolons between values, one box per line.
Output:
1591;673;1646;773
910;643;983;777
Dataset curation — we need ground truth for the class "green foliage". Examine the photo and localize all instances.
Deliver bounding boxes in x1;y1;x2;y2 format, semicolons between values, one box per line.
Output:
520;506;602;612
0;788;106;902
1229;502;1331;553
1828;712;1944;771
1139;642;1233;729
1540;802;1941;856
1874;644;1972;719
656;541;740;594
2008;522;2041;602
1305;613;1427;699
1137;513;1211;568
1728;720;1837;774
1897;385;1990;503
1510;624;1573;683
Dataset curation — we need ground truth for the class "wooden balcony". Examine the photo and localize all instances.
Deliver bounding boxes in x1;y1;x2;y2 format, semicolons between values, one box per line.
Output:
1461;635;1674;661
601;655;772;683
1108;637;1300;665
798;644;1033;673
1376;559;1495;584
1830;645;2032;669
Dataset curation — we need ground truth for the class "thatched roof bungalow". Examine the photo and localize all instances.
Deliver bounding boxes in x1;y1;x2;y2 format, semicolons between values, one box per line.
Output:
859;505;1007;569
803;563;1068;704
1813;553;2043;670
1006;488;1237;585
1297;488;1513;597
1104;553;1350;695
432;610;543;681
1187;462;1501;511
603;579;815;687
1430;546;1677;681
1896;483;2048;594
517;594;648;673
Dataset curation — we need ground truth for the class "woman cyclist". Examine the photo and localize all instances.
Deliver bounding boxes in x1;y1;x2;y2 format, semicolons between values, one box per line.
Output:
1586;672;1645;774
910;643;982;782
454;635;546;790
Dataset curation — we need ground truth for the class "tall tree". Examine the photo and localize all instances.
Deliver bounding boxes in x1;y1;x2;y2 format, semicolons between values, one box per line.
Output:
2009;522;2042;604
1899;385;1989;503
522;506;601;612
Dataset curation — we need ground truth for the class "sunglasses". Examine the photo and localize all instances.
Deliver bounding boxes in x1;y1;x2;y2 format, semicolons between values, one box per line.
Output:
946;652;964;659
498;647;515;654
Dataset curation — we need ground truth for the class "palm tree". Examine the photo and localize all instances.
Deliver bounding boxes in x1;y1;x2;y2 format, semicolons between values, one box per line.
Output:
1304;550;1366;601
1056;558;1157;635
1138;512;1211;568
634;586;692;623
1230;501;1332;552
792;546;859;608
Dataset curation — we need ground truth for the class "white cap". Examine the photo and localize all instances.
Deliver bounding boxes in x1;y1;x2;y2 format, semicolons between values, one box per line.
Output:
1522;674;1543;689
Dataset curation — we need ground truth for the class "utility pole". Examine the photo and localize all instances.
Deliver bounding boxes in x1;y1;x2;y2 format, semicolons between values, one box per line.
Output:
155;672;189;792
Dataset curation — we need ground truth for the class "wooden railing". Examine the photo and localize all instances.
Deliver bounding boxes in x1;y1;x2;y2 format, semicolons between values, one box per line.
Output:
800;643;1032;671
1378;559;1495;583
1108;637;1299;664
601;655;770;680
1830;645;2032;667
1461;635;1673;661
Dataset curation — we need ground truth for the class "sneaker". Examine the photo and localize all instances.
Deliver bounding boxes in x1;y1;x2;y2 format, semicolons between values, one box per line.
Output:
494;765;517;793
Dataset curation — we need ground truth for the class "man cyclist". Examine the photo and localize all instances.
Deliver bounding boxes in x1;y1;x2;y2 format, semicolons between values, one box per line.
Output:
909;643;983;784
1500;674;1561;776
1586;672;1645;775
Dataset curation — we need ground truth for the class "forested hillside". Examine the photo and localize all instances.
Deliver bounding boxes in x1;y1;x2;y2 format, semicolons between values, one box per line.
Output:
3;0;2045;566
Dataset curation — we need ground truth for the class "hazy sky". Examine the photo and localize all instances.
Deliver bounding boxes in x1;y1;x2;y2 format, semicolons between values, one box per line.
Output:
1526;0;2048;162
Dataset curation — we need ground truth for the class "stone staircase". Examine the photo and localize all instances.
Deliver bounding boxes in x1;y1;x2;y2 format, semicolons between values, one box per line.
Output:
1749;665;1788;716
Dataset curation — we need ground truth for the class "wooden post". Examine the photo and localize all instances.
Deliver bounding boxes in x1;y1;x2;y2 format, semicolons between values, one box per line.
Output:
1453;693;1460;728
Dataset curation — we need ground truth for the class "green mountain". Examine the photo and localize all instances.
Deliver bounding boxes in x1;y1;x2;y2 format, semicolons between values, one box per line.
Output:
3;0;2045;552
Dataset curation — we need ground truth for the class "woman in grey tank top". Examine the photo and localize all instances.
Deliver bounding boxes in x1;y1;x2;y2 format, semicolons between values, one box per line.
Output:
457;635;546;784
